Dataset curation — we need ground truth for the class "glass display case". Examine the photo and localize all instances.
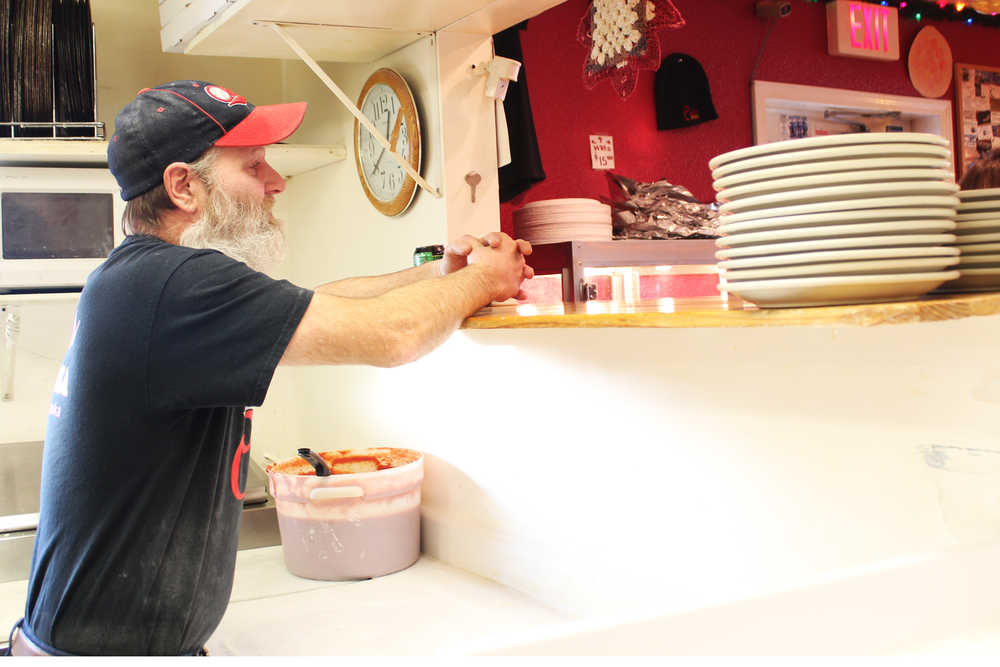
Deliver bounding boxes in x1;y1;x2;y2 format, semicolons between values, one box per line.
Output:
519;239;720;304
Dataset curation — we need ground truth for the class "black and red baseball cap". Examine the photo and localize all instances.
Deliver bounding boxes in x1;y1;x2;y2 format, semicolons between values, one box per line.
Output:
107;81;307;200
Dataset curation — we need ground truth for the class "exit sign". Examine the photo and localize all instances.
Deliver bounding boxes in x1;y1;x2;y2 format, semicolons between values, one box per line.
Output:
826;0;899;61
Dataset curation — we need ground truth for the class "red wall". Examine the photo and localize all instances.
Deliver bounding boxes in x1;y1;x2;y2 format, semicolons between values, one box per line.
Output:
500;0;1000;236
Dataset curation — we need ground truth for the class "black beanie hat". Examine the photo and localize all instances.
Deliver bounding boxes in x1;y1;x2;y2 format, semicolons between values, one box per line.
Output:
655;53;718;131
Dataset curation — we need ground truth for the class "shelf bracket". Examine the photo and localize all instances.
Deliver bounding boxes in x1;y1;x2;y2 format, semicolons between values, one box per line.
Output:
258;21;442;199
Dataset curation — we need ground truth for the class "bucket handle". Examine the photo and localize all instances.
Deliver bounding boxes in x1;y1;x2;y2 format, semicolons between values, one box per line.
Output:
308;486;365;503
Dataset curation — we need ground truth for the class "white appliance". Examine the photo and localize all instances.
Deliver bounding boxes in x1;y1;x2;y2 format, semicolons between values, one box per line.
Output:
0;166;125;292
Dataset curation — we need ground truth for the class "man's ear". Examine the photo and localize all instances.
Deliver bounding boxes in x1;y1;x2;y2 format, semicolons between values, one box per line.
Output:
162;162;207;214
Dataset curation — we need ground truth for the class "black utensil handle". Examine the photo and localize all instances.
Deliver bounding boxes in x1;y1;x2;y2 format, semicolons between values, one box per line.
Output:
297;447;332;477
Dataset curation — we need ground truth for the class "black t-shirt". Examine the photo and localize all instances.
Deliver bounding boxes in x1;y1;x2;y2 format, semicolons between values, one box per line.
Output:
22;235;312;655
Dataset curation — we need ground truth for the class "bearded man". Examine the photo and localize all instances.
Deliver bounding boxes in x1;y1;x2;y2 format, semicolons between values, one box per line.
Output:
9;81;532;656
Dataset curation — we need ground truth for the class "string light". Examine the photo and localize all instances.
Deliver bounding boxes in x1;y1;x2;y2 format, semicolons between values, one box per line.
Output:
854;1;1000;28
807;1;1000;28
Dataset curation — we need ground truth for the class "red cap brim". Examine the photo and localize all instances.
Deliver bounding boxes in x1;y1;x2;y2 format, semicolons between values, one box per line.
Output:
214;101;307;147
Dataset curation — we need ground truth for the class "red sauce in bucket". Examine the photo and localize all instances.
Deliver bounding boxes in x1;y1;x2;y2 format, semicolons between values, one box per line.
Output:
267;447;421;476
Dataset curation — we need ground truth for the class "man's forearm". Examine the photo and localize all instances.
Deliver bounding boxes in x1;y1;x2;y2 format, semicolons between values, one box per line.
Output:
315;261;439;298
281;263;497;367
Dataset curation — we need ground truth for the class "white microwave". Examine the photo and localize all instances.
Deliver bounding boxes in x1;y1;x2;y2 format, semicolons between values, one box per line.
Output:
0;166;125;292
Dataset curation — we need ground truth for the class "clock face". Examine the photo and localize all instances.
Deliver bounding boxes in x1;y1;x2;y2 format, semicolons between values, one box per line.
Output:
358;83;410;202
354;69;421;217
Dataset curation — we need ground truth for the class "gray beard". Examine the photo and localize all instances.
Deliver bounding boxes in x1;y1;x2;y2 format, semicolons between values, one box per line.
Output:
179;185;286;274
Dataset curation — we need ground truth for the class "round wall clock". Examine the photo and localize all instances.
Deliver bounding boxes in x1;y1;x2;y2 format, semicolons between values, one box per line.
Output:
354;68;422;217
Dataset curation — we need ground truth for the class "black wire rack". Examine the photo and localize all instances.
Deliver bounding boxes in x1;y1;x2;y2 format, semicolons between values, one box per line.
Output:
1;0;104;140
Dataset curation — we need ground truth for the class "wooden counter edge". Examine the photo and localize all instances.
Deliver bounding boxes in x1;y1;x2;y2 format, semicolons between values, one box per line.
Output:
461;292;1000;330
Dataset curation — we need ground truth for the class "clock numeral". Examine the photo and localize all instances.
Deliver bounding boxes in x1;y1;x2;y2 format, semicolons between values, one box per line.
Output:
372;94;397;123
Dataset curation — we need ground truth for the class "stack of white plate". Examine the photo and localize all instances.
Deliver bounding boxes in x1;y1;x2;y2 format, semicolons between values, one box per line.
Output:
709;132;961;308
513;198;612;244
940;187;1000;291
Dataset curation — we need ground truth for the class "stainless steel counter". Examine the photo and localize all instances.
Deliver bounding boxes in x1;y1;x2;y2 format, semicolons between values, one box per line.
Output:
0;440;280;583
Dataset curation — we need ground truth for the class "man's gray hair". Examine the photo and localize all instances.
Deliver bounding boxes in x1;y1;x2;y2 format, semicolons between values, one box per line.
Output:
120;148;220;236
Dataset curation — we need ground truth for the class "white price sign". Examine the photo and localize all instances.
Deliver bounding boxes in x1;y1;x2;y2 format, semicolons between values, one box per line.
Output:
589;135;615;170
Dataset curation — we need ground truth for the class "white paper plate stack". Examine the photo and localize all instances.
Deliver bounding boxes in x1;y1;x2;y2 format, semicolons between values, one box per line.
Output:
513;198;612;244
939;188;1000;291
709;132;961;308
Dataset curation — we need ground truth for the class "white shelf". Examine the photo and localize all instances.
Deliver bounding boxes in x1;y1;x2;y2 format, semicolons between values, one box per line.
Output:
267;143;346;179
162;0;566;62
0;140;345;178
0;293;81;306
205;547;571;656
0;139;108;167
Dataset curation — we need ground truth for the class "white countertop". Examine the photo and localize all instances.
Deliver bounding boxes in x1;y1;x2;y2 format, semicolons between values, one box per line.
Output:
6;545;1000;655
0;579;27;638
0;548;570;656
209;546;570;655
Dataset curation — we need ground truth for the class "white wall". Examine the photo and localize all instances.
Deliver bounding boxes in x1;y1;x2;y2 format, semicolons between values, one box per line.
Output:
260;313;1000;620
249;35;449;460
275;36;447;282
0;304;75;443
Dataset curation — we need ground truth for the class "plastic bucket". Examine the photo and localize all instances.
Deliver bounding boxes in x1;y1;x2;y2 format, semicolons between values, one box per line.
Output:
266;448;423;580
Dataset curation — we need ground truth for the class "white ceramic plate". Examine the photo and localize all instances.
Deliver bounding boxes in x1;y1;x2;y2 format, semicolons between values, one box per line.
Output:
717;220;956;248
957;200;1000;212
955;242;1000;254
515;214;611;222
712;157;952;191
519;234;611;244
708;132;949;170
514;208;611;220
718;206;957;235
939;268;1000;291
515;217;610;226
954;221;1000;234
715;233;957;259
955;211;1000;222
722;256;959;281
518;207;611;214
710;144;952;179
957;253;1000;266
716;169;953;202
719;181;959;214
952;232;1000;244
514;217;611;223
514;216;611;229
720;271;959;308
718;246;959;270
720;195;959;224
516;233;612;241
957;188;1000;201
520;198;608;210
516;224;610;232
